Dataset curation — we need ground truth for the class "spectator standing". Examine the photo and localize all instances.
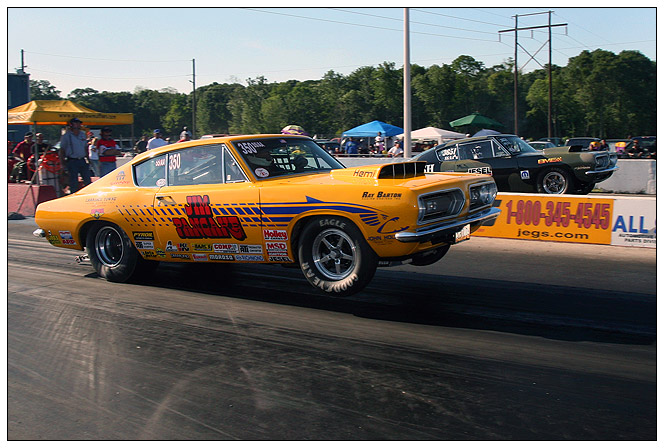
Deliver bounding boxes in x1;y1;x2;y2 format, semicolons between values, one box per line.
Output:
59;117;91;193
147;129;168;150
344;137;359;155
88;135;100;177
388;141;404;157
133;135;148;154
375;132;385;153
177;130;192;143
598;139;610;151
12;132;34;161
96;127;121;177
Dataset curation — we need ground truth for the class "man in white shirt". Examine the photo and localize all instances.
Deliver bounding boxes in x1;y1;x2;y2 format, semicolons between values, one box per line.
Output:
388;141;404;157
147;129;168;150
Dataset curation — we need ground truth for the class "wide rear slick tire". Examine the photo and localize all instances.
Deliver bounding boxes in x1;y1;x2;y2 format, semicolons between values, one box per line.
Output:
86;222;156;282
298;216;378;296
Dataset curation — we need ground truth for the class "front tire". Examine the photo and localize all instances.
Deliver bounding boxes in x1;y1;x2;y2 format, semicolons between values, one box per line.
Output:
537;167;572;194
298;217;377;296
86;222;150;282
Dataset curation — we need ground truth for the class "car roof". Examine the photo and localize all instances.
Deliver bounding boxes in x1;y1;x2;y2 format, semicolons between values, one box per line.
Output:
439;134;518;147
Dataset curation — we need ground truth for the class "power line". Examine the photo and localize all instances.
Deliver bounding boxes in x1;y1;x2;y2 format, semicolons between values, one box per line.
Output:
29;67;189;80
243;8;499;42
330;8;499;36
412;8;511;28
25;50;191;63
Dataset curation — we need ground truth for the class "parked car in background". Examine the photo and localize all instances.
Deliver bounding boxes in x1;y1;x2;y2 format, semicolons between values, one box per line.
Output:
413;134;618;195
34;134;499;296
529;141;556;150
314;139;340;154
564;137;600;151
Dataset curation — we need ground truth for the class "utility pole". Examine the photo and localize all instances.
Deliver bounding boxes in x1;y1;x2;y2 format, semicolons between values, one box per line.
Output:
499;12;566;137
403;8;412;158
191;58;196;139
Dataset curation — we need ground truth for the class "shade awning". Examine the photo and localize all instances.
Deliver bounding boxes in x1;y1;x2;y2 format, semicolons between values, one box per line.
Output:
8;100;134;126
342;120;404;138
449;112;503;129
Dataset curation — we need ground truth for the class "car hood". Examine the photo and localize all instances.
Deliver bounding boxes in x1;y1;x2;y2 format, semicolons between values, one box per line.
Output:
261;162;490;190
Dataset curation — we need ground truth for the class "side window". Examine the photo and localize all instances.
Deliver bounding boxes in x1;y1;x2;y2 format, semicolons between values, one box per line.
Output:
458;141;493;160
436;145;459;162
168;145;222;186
222;146;247;183
134;155;167;187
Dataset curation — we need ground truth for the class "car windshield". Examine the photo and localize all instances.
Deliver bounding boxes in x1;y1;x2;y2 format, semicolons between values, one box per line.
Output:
232;137;345;179
495;136;539;154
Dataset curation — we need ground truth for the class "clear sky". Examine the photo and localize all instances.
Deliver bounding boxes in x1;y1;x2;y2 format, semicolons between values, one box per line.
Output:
6;5;658;96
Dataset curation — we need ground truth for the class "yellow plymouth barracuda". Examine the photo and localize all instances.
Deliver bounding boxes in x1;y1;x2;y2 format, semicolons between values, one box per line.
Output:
34;134;500;295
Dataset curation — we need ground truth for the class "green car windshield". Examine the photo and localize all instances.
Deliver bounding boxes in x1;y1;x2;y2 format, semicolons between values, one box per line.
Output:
233;137;345;179
495;136;539;154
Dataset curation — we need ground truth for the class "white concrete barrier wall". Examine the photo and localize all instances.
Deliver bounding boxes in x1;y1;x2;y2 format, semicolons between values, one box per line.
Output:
336;157;656;195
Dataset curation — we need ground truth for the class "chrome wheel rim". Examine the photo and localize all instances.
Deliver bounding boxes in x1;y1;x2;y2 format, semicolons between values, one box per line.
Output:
542;171;567;194
95;226;124;267
312;228;357;280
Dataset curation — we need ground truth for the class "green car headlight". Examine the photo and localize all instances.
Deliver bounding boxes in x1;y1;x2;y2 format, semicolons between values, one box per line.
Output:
470;182;497;209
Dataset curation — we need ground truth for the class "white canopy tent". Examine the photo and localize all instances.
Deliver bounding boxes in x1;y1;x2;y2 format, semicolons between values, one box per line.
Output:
397;126;466;144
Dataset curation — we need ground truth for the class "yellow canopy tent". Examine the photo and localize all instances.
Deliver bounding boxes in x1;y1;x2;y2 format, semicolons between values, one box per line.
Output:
8;99;133;125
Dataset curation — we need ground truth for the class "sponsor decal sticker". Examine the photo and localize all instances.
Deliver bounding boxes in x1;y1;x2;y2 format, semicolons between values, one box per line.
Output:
236;254;264;262
239;244;263;254
90;208;104;219
61;239;77;245
255;168;269;178
269;256;293;262
192;253;208;261
135;241;154;250
133;231;154;241
171;195;247;240
263;229;288;240
59;230;73;240
47;235;60;244
192;243;213;252
538;157;563;164
520;170;530;180
155;248;167;258
213;243;238;253
209;254;234;261
142;250;157;258
170;253;191;259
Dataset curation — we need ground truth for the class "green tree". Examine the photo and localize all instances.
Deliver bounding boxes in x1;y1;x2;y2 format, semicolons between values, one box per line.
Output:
30;79;61;100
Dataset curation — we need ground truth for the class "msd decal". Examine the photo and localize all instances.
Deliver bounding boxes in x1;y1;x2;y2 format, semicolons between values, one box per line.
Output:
172;195;247;240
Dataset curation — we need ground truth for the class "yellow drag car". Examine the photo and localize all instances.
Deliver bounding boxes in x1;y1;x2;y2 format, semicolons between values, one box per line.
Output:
34;134;499;295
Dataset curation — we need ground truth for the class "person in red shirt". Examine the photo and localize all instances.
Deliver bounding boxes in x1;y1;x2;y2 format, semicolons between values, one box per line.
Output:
96;127;120;177
12;132;34;161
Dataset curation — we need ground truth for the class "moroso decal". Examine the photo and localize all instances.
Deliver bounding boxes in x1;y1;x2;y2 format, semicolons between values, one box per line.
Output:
210;254;234;261
172;195;247;240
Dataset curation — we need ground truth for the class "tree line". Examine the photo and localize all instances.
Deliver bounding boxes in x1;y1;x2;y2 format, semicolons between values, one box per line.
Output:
29;49;656;144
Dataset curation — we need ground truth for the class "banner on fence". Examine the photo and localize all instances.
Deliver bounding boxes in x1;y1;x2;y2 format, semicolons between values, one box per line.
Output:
610;197;656;248
475;193;614;245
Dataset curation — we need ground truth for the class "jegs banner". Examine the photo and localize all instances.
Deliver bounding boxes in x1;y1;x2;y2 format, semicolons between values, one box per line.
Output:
475;193;614;245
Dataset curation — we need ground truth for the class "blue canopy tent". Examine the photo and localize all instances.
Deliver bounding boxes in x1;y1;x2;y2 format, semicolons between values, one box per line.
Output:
341;120;404;138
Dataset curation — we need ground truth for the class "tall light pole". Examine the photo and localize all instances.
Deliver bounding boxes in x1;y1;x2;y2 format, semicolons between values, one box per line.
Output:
403;8;412;159
190;58;196;138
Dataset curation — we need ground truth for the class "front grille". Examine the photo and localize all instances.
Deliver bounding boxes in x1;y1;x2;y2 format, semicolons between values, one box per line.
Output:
418;189;465;224
595;154;609;169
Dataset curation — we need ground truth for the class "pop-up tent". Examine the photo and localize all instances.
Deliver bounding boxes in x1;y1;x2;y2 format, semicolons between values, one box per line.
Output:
341;120;404;138
8;100;134;126
396;126;466;144
449;112;503;129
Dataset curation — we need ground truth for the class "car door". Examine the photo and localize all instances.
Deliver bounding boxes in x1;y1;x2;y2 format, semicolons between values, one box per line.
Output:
151;143;264;263
421;144;492;176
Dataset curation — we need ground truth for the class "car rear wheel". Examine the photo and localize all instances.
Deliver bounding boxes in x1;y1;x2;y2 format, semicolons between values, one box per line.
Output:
537;167;572;194
86;222;155;282
298;217;377;296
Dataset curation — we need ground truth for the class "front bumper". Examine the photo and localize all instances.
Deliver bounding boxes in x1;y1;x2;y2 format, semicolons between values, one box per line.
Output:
395;207;501;243
585;166;618;175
